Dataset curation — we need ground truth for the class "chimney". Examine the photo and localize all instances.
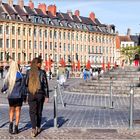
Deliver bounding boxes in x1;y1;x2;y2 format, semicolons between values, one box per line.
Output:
67;10;73;17
89;12;95;21
8;0;13;6
28;0;34;9
48;5;56;16
18;0;24;8
38;3;47;14
127;28;131;36
75;10;80;16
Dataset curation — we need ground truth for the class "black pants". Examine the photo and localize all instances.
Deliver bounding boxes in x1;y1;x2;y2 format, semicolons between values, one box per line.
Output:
28;93;45;129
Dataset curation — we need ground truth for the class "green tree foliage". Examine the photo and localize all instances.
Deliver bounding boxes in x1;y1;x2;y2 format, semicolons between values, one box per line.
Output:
120;46;140;64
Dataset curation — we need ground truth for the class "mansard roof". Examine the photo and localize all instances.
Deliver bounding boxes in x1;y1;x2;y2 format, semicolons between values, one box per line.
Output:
0;2;115;34
24;5;37;16
3;3;17;15
0;6;4;18
13;5;27;16
34;8;48;18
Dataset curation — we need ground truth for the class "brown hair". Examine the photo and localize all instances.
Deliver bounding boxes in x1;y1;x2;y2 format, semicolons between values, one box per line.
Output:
28;57;42;95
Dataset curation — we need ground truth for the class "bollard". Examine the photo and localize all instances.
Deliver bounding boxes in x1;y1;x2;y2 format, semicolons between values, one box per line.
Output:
110;77;114;109
129;85;134;130
54;86;58;128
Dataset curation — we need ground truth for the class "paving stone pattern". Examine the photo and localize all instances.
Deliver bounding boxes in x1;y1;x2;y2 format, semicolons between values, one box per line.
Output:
0;68;140;139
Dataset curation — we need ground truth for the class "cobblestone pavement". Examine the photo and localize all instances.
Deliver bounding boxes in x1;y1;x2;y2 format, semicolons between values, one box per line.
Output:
0;78;140;139
1;128;140;140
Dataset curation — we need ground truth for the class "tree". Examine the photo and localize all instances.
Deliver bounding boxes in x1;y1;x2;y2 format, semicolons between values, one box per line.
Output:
120;46;140;64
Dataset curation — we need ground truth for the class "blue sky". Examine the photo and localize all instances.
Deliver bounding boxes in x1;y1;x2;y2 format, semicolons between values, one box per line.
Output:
3;0;140;35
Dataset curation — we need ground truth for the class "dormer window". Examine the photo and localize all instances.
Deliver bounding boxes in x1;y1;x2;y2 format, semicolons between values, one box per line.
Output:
6;15;10;19
75;23;80;29
51;21;54;25
45;18;51;24
68;23;72;28
60;22;63;26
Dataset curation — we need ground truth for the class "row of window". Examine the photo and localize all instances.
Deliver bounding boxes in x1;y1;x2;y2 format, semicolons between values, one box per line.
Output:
121;43;134;47
0;51;113;64
0;25;115;43
0;38;115;54
90;56;115;64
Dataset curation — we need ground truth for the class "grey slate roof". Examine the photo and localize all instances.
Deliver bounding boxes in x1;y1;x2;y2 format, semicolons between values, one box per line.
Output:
0;2;115;34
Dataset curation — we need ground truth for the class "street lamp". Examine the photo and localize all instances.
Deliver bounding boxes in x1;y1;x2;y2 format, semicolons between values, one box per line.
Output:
22;50;26;64
5;51;10;61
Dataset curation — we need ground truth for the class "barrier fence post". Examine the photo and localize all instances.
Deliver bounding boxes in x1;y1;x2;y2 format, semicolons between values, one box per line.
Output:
57;83;65;107
129;85;134;129
110;77;113;109
54;86;58;128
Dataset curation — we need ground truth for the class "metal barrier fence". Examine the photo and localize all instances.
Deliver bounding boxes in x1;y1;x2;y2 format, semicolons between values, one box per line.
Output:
54;82;66;128
53;79;137;130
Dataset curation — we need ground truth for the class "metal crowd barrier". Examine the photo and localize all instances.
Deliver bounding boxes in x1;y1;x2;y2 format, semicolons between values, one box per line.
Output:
53;82;66;128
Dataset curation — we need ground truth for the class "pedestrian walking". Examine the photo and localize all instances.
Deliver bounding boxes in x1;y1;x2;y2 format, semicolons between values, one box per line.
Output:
0;65;4;79
1;60;26;134
25;57;49;137
57;66;66;86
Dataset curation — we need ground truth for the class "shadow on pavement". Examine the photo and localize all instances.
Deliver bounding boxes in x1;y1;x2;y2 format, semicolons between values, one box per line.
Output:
19;116;68;133
41;116;69;129
0;121;9;128
19;121;32;132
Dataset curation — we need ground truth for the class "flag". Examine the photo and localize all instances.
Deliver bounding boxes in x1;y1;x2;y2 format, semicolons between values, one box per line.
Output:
77;60;81;71
72;61;75;71
107;62;110;70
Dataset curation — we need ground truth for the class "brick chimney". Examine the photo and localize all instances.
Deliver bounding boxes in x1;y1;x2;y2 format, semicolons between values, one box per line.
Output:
75;10;80;16
67;10;73;16
48;5;56;16
89;12;95;21
18;0;24;8
127;28;131;36
8;0;13;6
38;3;47;14
28;0;34;9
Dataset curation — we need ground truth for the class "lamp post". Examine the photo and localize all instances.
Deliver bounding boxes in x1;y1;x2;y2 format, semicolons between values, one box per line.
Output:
5;51;10;62
22;50;26;64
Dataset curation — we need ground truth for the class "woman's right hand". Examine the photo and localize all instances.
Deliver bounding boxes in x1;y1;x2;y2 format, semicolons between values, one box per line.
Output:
45;98;49;104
